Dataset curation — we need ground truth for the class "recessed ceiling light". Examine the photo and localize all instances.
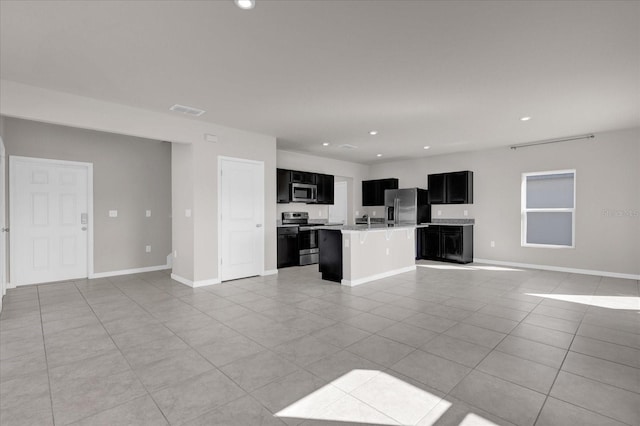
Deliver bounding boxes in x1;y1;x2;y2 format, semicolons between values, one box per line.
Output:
423;146;431;150
234;0;255;10
322;142;330;146
520;116;531;121
369;130;378;136
169;104;206;117
376;154;383;157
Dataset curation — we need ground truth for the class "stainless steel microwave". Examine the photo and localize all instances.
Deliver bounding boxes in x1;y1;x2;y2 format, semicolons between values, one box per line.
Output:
291;183;317;203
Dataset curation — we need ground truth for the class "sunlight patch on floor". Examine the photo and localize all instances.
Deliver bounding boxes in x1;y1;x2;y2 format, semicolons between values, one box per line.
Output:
417;264;523;272
473;265;524;272
275;369;450;425
417;264;474;270
527;293;640;310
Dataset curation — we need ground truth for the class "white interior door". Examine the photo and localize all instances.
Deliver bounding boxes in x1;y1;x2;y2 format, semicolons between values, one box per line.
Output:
219;157;264;281
329;181;348;224
0;138;6;304
10;156;91;286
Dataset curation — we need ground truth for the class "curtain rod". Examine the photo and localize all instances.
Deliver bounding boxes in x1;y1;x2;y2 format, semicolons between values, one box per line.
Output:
510;134;595;150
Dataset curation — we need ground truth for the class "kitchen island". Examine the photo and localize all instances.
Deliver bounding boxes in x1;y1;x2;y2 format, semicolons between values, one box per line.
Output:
318;225;417;286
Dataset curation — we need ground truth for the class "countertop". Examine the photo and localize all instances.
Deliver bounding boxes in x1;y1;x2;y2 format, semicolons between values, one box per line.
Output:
316;224;418;233
420;222;475;227
276;222;344;228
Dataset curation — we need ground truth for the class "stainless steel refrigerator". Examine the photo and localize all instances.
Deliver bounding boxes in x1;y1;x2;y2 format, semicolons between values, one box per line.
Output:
384;188;431;226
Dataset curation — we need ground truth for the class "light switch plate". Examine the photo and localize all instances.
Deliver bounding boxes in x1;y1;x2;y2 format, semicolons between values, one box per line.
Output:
109;210;118;218
146;210;151;217
185;209;192;218
145;245;151;253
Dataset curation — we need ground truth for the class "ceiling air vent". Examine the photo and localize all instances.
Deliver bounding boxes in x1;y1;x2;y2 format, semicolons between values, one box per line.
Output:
338;144;358;150
169;104;206;117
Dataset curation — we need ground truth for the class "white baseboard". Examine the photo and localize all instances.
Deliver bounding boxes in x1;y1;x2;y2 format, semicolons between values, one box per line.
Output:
473;258;640;280
90;264;171;279
342;265;417;287
262;269;278;276
170;273;221;288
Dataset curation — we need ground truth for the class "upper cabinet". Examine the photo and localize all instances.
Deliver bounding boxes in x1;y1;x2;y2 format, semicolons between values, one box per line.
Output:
428;171;473;204
290;170;316;185
277;169;292;203
362;178;399;206
277;168;334;204
316;174;335;204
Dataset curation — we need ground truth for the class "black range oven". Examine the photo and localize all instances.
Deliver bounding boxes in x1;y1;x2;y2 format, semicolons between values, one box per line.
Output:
298;226;319;265
281;212;320;266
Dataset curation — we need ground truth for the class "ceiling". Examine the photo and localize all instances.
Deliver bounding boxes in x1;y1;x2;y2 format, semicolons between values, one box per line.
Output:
1;1;638;164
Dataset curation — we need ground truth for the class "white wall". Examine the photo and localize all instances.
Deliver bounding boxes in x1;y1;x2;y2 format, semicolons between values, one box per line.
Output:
171;143;194;281
277;150;369;224
369;128;640;277
1;80;277;283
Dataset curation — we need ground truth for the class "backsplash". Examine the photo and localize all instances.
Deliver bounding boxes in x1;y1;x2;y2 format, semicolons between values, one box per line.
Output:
431;218;475;224
430;204;475;219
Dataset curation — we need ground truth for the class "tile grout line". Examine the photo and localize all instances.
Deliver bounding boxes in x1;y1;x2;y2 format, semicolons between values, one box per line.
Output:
70;278;173;426
531;298;584;426
409;278;554;426
36;285;57;426
118;273;290;423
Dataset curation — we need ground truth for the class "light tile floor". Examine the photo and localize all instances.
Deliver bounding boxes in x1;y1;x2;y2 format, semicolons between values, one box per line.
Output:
0;261;638;425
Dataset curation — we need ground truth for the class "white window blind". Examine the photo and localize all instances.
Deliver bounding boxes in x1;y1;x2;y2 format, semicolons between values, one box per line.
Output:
522;170;575;248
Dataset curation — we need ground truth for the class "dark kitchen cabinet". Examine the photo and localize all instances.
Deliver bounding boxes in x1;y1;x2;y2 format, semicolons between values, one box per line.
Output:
315;174;335;204
417;225;441;260
318;229;342;282
277;226;299;268
417;225;473;264
277;168;335;204
362;178;399;206
290;170;316;185
426;174;446;204
277;169;291;203
428;171;473;204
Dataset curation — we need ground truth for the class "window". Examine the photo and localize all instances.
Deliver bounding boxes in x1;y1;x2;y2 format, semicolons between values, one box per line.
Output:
522;170;575;248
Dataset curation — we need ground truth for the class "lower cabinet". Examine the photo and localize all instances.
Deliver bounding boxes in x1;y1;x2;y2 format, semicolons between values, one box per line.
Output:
417;225;473;264
277;227;299;268
318;229;342;282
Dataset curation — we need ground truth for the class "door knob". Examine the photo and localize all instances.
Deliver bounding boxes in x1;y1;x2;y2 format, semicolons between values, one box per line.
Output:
81;227;87;231
256;224;262;228
1;228;8;232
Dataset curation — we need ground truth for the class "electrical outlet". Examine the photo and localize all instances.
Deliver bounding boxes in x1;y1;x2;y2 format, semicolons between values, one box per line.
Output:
372;211;376;216
319;210;322;217
109;210;118;218
437;210;442;216
463;210;468;216
345;239;350;248
174;250;178;258
386;248;390;255
355;211;359;216
146;210;151;217
145;245;151;253
185;209;192;218
490;241;495;248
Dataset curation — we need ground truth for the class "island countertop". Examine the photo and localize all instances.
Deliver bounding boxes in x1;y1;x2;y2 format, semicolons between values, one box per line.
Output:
314;224;418;233
318;226;417;286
